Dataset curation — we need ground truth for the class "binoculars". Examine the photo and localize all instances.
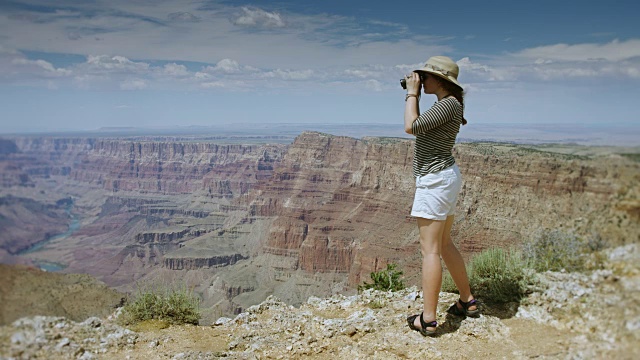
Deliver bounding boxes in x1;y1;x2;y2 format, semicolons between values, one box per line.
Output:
400;72;425;89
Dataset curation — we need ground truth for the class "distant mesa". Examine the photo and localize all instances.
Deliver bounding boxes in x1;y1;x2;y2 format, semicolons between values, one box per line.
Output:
97;127;138;131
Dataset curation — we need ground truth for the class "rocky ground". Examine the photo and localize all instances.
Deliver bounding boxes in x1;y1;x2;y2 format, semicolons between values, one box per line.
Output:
1;244;638;360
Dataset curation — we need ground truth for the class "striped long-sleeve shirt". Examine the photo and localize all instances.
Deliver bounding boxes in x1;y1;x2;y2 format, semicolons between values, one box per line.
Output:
411;97;463;178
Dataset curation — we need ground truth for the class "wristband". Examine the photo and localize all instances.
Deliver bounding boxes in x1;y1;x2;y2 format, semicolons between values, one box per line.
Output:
405;94;418;101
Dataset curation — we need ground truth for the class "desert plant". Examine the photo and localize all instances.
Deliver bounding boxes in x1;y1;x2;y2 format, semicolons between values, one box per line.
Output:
359;263;405;292
523;229;601;272
120;283;201;325
367;299;386;309
441;270;458;293
467;248;533;303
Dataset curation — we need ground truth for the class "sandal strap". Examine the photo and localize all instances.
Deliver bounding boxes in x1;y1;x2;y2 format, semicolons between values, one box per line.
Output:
459;298;477;310
419;312;437;329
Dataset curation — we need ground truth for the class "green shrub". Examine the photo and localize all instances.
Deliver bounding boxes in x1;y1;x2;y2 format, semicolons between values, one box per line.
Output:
523;229;600;272
620;153;640;162
367;299;386;309
359;263;405;292
441;270;458;293
467;248;533;303
120;284;201;325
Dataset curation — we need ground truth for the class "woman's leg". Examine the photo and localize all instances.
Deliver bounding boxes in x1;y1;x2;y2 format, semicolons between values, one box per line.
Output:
441;215;476;308
413;217;446;329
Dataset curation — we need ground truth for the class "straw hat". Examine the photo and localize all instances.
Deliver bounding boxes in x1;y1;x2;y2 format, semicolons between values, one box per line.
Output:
415;56;462;89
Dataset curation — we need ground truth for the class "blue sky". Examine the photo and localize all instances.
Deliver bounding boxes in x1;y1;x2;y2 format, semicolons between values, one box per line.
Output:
0;0;639;139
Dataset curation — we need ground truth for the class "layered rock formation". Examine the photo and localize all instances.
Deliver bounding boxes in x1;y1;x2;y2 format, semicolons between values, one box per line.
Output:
241;133;418;288
452;144;639;254
233;134;639;296
1;132;638;319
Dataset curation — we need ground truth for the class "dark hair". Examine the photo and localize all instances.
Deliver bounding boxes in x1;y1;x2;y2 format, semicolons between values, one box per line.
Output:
434;76;468;125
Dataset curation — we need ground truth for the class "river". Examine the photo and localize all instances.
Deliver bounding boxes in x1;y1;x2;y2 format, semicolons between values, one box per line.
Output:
18;200;81;271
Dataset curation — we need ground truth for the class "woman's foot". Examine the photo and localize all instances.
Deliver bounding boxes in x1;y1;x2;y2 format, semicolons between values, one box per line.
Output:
447;296;480;317
407;312;437;336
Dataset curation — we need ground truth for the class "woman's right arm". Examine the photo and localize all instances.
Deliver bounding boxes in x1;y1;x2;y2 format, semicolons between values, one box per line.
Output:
404;73;421;135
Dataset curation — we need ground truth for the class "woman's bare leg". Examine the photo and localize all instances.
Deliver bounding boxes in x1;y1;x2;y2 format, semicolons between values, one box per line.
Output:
441;215;476;308
413;217;446;329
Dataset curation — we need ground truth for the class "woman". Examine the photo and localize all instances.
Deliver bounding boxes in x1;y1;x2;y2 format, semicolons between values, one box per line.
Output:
403;56;479;336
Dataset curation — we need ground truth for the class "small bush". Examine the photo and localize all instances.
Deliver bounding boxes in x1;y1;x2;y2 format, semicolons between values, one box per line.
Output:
441;270;458;293
367;299;386;309
359;263;405;292
120;284;201;325
468;248;533;303
523;229;605;272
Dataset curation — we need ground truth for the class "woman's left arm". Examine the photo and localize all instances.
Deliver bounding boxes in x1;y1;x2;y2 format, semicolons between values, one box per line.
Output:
404;73;421;134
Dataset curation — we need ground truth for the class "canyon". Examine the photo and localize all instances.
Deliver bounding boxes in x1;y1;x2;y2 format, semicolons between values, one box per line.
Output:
0;132;638;323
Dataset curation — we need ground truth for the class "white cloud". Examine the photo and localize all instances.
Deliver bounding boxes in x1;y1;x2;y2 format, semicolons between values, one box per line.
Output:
261;69;314;80
0;1;449;72
344;69;383;79
0;46;71;81
72;74;109;89
11;58;72;77
456;41;640;86
512;39;640;62
120;78;147;90
1;1;637;94
84;55;150;73
194;71;212;80
365;79;383;92
201;81;225;88
393;63;424;73
162;63;189;77
167;12;200;22
233;7;285;28
210;59;241;73
528;60;640;80
457;57;509;82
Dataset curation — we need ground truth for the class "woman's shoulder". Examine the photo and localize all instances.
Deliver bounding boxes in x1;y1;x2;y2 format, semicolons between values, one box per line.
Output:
441;96;461;105
436;96;462;110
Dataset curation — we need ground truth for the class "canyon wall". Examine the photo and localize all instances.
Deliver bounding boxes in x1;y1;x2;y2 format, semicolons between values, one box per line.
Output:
232;134;639;289
1;133;638;319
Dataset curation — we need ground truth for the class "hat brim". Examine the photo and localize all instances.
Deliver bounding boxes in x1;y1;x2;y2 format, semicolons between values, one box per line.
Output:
415;69;463;90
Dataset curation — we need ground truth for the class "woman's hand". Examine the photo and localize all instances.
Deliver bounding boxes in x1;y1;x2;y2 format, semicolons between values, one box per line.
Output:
405;72;421;95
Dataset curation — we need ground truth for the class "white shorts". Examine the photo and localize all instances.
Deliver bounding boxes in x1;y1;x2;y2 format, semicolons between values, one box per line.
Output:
411;164;462;221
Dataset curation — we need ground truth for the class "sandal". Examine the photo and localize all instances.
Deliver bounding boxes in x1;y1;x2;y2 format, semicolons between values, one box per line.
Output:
446;298;480;317
406;312;437;336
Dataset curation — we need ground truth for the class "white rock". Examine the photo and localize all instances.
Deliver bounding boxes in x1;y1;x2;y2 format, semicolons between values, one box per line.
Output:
626;318;640;331
82;317;102;328
515;305;554;323
79;351;95;359
213;317;232;326
10;331;27;345
306;296;322;306
55;337;71;349
403;291;418;301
